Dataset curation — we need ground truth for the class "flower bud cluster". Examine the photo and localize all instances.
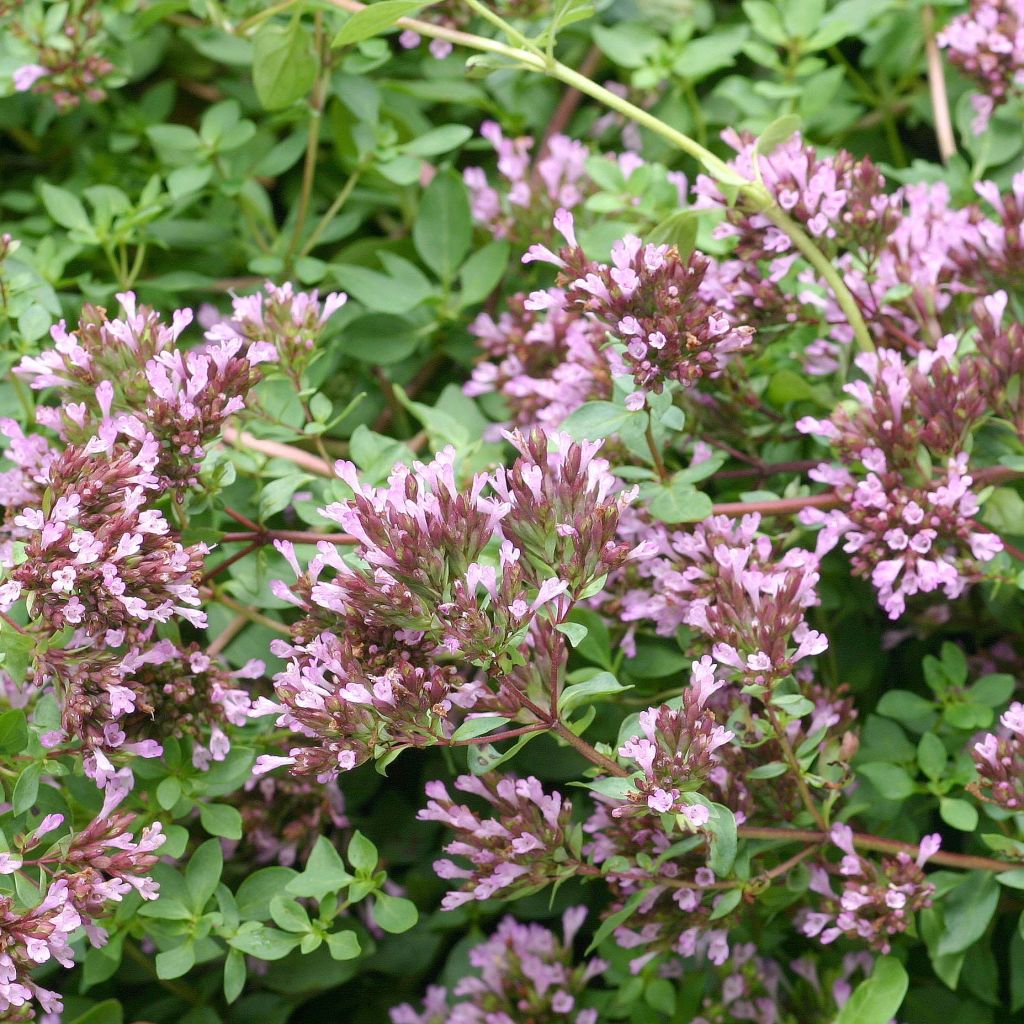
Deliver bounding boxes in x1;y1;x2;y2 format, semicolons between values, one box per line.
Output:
802;824;940;953
391;909;605;1024
939;0;1024;132
14;292;277;490
419;774;580;910
525;211;753;409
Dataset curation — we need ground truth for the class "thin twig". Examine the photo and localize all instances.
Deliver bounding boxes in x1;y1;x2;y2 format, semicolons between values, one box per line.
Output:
738;825;1019;874
922;5;956;163
223;426;334;477
710;492;841;518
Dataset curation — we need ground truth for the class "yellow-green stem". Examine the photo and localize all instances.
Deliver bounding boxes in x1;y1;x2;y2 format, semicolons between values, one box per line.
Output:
320;0;875;355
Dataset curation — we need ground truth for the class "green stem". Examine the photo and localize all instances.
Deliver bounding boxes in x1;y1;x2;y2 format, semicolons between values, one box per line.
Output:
299;167;363;258
321;0;876;350
645;417;668;481
287;16;328;266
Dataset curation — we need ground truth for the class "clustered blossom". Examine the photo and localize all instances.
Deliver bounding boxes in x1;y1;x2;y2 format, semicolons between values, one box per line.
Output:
802;824;940;953
583;802;733;971
0;784;165;1017
46;636;260;776
5;0;116;110
465;289;611;431
418;774;579;910
465;121;592;240
14;292;277;490
799;334;1009;618
972;701;1024;809
619;513;826;682
259;431;648;776
617;656;733;823
205;280;347;381
688;946;881;1024
939;0;1024;132
695;130;900;257
391;910;604;1024
526;211;754;408
227;776;348;868
4;440;207;639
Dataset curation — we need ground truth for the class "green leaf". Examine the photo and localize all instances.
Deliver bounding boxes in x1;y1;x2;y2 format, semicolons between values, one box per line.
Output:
834;956;908;1024
252;20;318;111
341;312;420;365
705;803;737;876
876;690;935;723
555;622;589;648
156;776;182;811
199;803;243;840
917;733;947;780
238;866;300;919
939;797;978;831
373;893;418;934
68;999;123;1024
649;478;713;524
12;763;41;815
558;672;631;715
770;693;815;718
998;869;1024;890
347;831;378;874
857;762;915;800
451;716;511;741
401;124;473;157
755;114;801;156
186;839;223;912
413;170;471;283
935;872;999;956
229;924;302;960
287;837;352;900
269;893;312;934
156;942;195;980
333;0;435;47
646;209;701;256
39;183;92;233
0;710;28;755
325;929;361;960
458;240;510;306
562;401;638;441
224;949;246;1004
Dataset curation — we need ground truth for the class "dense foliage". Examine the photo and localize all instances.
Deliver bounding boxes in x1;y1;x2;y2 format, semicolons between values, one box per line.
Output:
2;0;1024;1022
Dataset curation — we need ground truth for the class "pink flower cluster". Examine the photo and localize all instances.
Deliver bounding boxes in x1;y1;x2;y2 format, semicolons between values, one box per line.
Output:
617;656;733;823
418;773;578;910
619;512;826;682
939;0;1024;132
525;211;753;409
0;784;165;1017
465;290;610;431
799;340;1006;618
973;701;1024;808
14;292;277;490
803;824;940;953
391;909;604;1024
257;431;649;777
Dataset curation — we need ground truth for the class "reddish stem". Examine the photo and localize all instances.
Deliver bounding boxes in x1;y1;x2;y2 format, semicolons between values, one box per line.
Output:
222;530;354;545
739;825;1018;873
201;541;261;583
711;492;840;518
447;723;548;747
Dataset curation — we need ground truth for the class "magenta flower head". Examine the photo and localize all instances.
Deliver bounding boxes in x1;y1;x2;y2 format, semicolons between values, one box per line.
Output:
524;210;753;406
391;909;604;1024
418;773;580;909
14;292;276;490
